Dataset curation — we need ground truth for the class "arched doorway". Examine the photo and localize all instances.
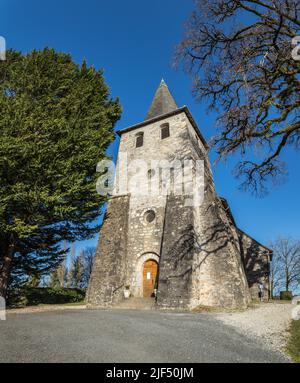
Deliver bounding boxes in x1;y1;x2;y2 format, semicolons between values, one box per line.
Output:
143;259;158;297
133;253;159;297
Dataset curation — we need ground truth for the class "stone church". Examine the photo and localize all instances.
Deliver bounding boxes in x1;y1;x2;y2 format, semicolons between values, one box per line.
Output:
87;80;272;309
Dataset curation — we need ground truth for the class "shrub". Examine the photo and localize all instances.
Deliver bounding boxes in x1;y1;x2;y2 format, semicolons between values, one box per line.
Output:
280;291;293;300
8;287;86;307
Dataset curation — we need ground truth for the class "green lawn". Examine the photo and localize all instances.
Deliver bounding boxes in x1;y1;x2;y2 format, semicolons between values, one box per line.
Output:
286;319;300;363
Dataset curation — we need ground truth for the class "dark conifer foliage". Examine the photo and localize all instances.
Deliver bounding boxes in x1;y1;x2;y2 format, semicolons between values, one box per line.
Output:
0;48;121;298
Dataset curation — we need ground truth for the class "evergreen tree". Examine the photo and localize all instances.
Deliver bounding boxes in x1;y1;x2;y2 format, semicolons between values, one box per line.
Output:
48;260;67;289
71;255;83;289
48;268;61;289
57;262;67;288
0;48;121;298
25;273;40;288
67;245;84;289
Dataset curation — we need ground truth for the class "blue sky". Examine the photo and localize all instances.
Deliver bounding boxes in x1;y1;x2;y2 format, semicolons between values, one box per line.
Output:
2;0;299;258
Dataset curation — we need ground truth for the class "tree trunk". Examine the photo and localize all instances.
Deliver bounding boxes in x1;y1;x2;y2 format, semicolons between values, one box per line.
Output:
270;280;274;299
285;274;289;292
0;244;14;299
285;263;289;292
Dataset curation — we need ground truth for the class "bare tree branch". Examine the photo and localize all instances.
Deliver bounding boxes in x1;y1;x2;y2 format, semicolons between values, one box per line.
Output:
176;0;300;195
270;237;300;295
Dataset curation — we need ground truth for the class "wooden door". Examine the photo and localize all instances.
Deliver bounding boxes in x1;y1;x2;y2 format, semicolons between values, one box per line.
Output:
143;260;158;297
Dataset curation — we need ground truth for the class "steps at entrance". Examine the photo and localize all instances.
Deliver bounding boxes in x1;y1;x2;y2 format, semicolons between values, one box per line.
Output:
114;297;156;310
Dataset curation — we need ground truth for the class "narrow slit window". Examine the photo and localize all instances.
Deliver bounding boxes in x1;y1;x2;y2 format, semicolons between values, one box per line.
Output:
161;123;170;139
136;132;144;148
148;169;155;179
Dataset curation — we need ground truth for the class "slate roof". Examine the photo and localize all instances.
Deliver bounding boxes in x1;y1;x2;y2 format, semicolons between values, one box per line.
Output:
220;196;273;256
145;79;178;120
117;80;208;150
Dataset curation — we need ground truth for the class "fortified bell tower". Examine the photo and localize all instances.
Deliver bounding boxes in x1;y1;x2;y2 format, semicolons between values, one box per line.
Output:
87;80;252;309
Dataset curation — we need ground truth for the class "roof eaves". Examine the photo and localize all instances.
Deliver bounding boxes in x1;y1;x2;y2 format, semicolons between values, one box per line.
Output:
237;228;273;254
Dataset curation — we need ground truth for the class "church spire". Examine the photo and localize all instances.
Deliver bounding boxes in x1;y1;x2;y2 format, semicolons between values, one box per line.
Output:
145;79;178;120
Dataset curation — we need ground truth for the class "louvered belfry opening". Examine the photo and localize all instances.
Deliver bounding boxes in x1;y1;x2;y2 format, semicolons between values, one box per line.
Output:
135;132;143;147
161;123;170;139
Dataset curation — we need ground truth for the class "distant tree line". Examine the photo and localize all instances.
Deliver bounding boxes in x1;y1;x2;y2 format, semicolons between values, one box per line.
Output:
47;245;96;290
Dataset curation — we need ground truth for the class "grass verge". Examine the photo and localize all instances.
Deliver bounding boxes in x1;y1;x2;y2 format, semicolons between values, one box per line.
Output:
286;319;300;363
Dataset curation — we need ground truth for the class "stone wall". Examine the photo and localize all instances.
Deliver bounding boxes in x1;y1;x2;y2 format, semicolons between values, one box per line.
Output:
156;115;251;309
126;198;165;297
238;230;271;301
87;109;258;309
190;191;251;309
86;195;130;306
156;195;195;309
155;185;252;309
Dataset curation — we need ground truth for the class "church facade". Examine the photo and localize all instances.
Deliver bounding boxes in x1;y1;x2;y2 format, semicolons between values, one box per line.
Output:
87;80;272;310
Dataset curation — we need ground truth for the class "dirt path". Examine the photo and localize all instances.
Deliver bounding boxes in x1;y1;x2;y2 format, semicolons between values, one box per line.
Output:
7;304;87;314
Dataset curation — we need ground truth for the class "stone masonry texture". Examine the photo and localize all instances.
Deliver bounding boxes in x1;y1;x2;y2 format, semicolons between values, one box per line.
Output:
87;82;271;309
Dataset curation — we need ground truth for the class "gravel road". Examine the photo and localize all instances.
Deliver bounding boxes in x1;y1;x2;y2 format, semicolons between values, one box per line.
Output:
0;305;290;363
214;302;292;355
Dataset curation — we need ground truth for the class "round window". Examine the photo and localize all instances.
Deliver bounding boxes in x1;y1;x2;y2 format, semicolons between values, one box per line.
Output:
144;210;155;223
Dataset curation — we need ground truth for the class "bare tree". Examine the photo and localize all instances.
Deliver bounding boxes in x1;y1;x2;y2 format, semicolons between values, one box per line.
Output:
80;247;96;288
61;244;95;289
177;0;300;195
270;237;300;294
66;243;77;288
70;254;83;289
57;241;68;288
269;245;283;297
